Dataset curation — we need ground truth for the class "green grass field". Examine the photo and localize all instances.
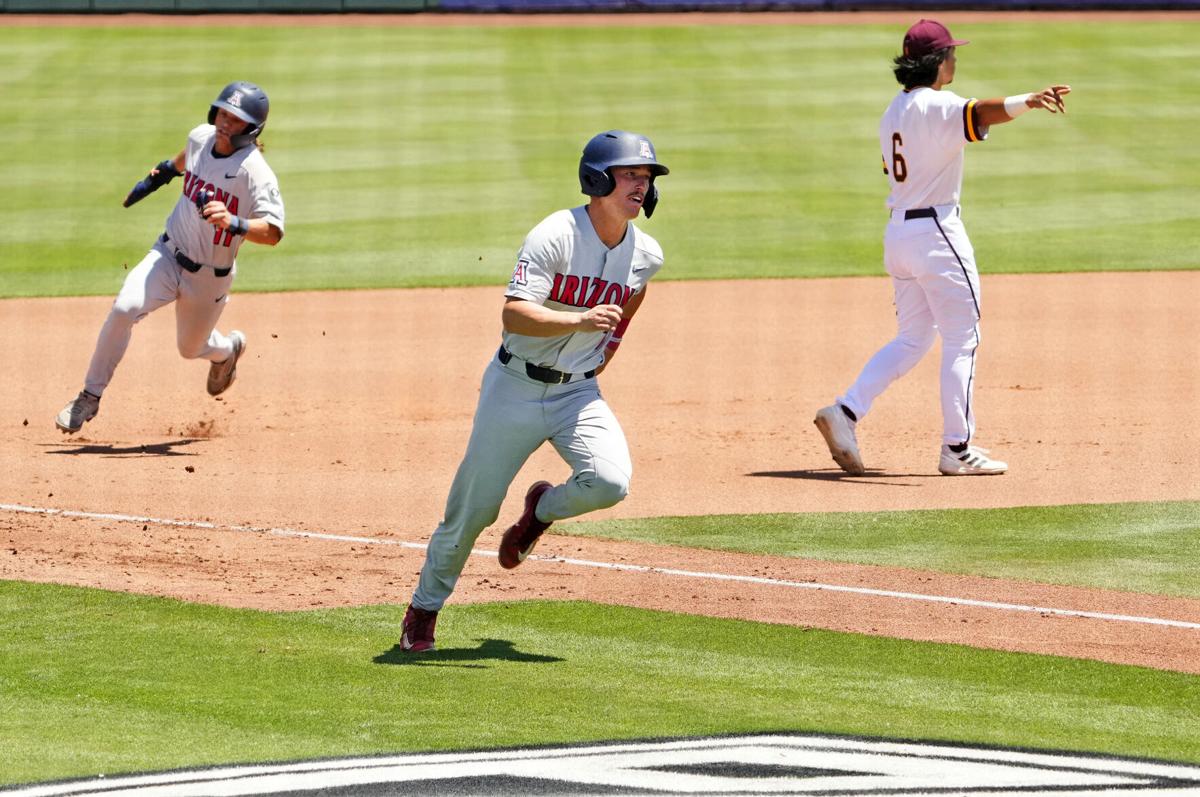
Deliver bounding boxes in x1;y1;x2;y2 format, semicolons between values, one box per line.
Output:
566;500;1200;598
2;20;1199;298
3;16;1198;788
3;581;1198;785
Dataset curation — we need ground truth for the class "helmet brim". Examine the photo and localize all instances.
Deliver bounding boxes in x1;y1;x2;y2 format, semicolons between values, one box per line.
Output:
211;100;261;127
605;159;669;177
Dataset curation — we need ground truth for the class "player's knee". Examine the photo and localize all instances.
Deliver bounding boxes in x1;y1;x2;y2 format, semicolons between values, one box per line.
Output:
456;505;503;537
940;326;980;350
899;328;937;353
578;461;630;510
108;300;146;326
176;338;208;359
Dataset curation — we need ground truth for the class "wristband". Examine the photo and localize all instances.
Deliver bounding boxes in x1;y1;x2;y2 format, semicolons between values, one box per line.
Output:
1004;94;1033;118
123;159;181;208
228;216;250;237
156;159;181;179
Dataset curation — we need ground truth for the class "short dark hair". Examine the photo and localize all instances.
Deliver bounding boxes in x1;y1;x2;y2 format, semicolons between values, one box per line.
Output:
892;47;950;90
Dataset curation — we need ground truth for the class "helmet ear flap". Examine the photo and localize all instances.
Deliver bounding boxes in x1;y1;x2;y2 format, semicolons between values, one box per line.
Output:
579;163;615;197
642;180;660;218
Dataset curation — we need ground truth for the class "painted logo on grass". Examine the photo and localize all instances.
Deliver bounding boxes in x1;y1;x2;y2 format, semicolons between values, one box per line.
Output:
7;734;1200;795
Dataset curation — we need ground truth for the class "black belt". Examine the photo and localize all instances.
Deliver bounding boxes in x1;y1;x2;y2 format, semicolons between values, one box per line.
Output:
498;346;595;384
903;208;938;220
161;233;231;277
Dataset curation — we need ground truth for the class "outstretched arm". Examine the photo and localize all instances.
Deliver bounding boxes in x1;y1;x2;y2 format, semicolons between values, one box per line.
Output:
976;85;1071;127
122;148;187;208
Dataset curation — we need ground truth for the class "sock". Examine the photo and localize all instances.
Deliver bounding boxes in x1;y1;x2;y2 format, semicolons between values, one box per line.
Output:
839;404;857;423
948;442;968;454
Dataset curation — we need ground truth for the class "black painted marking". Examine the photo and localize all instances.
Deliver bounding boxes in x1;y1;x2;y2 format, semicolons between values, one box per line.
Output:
646;761;876;779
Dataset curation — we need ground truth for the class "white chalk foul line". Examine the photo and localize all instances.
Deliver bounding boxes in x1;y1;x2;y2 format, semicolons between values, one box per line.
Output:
4;502;1200;631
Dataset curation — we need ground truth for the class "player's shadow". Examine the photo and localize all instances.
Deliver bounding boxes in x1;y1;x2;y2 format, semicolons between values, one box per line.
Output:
747;469;931;486
373;638;565;669
44;439;204;458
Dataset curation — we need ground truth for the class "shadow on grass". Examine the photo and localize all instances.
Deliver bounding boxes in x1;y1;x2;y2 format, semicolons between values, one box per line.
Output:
44;439;205;458
374;638;565;669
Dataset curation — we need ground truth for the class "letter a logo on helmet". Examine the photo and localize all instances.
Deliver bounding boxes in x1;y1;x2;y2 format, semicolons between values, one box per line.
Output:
578;130;669;217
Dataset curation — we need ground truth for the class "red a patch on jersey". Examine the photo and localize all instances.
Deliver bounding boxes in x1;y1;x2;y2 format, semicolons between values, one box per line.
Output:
510;259;530;286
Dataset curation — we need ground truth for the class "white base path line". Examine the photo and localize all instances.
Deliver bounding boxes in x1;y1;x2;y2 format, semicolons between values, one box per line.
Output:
4;502;1199;631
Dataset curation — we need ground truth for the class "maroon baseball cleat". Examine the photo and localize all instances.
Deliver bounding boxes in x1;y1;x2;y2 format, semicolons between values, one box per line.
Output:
498;481;553;569
400;604;438;653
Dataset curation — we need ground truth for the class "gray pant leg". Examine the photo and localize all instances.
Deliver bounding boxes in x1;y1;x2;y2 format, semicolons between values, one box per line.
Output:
412;364;546;611
175;268;236;361
538;383;632;522
84;245;179;397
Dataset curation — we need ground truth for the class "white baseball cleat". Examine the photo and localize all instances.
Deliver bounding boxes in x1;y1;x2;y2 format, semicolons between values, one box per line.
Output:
813;404;865;476
55;390;100;434
939;445;1007;476
207;330;246;397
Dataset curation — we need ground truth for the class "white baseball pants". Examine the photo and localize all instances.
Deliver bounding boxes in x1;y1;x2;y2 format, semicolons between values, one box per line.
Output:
83;237;237;397
412;357;633;611
839;207;982;446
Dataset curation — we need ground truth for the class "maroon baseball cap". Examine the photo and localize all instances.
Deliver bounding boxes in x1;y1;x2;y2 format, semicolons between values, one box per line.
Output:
902;19;969;58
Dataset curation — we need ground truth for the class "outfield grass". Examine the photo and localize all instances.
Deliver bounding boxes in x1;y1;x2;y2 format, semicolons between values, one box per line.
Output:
1;20;1198;298
2;581;1197;786
563;500;1200;598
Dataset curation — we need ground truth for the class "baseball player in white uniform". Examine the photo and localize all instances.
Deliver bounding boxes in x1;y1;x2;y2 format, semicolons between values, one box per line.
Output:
56;82;284;434
814;20;1070;476
399;130;669;652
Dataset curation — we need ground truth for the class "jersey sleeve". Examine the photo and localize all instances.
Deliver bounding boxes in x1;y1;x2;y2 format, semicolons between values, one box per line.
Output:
185;124;212;168
505;221;564;304
930;91;988;148
632;229;665;282
245;158;285;234
961;98;988;143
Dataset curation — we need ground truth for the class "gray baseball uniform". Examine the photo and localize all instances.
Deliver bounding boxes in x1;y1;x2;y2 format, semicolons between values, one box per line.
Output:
82;124;284;397
412;205;663;611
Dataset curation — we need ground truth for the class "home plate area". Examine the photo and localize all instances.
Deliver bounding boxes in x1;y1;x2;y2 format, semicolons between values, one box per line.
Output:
10;734;1200;796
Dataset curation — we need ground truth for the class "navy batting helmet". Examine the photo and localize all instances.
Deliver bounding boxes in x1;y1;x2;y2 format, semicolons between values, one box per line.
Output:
579;130;669;217
208;81;269;150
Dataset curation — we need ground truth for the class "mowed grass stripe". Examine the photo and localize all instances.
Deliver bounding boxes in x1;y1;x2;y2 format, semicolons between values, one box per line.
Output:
2;20;1198;298
2;581;1197;786
563;501;1200;599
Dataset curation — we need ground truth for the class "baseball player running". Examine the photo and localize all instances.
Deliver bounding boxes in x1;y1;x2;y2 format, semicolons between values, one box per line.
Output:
815;19;1069;476
399;130;669;652
55;81;285;434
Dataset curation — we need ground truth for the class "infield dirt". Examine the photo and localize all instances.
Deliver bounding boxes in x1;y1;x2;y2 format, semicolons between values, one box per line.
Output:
4;271;1199;673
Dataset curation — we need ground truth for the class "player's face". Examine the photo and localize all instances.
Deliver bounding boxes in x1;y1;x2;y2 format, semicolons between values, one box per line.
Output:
212;108;245;155
938;47;958;86
606;166;654;219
